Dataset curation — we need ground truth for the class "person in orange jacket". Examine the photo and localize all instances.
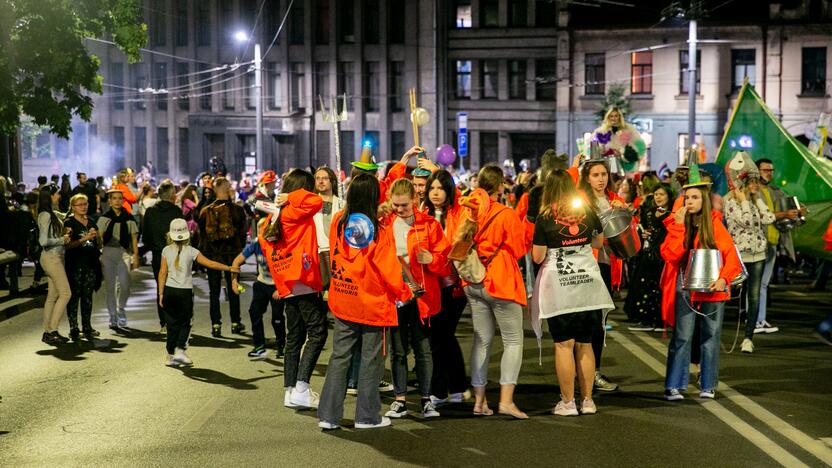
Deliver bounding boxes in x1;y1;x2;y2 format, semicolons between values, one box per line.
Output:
423;169;470;406
381;179;450;419
576;157;626;392
113;168;139;215
259;169;328;410
660;175;742;401
463;165;529;420
317;174;413;431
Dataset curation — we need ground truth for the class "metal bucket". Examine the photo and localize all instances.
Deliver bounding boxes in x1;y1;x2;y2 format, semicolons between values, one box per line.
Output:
606;156;626;177
730;244;748;287
600;208;641;259
683;249;723;292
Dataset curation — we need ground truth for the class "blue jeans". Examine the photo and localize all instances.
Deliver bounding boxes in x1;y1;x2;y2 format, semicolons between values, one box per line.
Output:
742;260;765;339
758;245;777;324
665;279;725;392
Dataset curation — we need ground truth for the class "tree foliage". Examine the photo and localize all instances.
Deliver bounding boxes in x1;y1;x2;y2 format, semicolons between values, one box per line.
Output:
0;0;147;138
595;83;633;123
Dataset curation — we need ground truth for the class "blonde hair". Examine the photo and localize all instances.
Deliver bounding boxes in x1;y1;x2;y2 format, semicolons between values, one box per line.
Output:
68;193;88;215
390;178;416;198
166;233;191;270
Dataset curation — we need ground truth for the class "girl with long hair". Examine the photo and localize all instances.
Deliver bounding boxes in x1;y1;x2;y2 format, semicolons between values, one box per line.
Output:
37;184;72;346
660;178;742;401
318;174;413;430
531;169;613;416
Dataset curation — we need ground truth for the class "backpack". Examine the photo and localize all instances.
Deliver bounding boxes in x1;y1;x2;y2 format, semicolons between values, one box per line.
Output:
449;208;506;284
203;203;236;242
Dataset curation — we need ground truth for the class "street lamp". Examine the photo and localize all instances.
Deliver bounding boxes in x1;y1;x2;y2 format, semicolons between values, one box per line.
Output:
234;31;263;171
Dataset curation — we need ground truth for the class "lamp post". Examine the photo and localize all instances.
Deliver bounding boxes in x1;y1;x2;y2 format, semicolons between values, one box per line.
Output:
235;32;263;170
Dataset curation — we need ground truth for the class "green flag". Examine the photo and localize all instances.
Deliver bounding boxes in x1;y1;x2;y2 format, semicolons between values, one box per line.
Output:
715;82;832;260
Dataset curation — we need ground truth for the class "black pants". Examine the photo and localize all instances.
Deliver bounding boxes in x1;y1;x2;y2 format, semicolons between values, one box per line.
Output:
594;262;613;369
151;250;165;327
208;269;241;326
249;280;286;349
163;286;193;355
67;266;96;332
429;286;468;399
283;293;328;388
390;301;433;398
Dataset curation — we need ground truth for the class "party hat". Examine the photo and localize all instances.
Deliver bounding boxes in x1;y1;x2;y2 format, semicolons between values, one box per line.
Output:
351;141;379;171
682;162;712;189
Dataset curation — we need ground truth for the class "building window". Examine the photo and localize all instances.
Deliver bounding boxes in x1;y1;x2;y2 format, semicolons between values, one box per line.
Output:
222;78;235;110
509;0;528;27
480;131;499;164
178;128;189;175
174;0;188;47
316;130;330;166
290;1;304;44
150;0;166;47
264;2;281;46
339;0;355;43
219;1;232;45
631;51;652;95
245;73;256;110
481;60;498;99
535;0;557;27
316;0;330;44
113;126;125;169
156;127;169;173
198;63;212;111
391;131;406;161
536;59;556;101
365;62;380;111
339;131;355;172
389;1;405;43
509;60;527;99
337;61;355;110
679;49;701;95
364;0;380;44
585;53;605;95
315;62;330;99
731;49;756;93
802;47;827;96
452;60;472;99
153;62;168;111
110;62;124;110
176;62;190;110
453;0;472;28
389;61;404;111
480;0;499;27
134;127;147;169
268;62;282;110
196;0;210;46
291;62;305;111
133;65;147;110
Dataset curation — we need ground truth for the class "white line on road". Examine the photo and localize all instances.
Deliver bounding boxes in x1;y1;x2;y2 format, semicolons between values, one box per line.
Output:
181;396;228;432
784;291;808;297
614;332;808;468
632;332;832;466
461;447;488;456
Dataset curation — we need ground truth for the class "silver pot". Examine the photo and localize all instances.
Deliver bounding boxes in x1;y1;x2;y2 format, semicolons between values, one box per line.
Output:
599;208;641;259
606;156;626;177
774;196;806;232
683;249;723;292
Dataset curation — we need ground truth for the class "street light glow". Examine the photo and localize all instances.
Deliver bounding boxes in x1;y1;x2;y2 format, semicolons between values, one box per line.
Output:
234;31;249;43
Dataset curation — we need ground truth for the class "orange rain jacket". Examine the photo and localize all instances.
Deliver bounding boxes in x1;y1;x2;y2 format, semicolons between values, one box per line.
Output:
385;209;451;321
659;209;742;327
824;218;832;251
114;183;138;214
459;188;528;306
260;189;323;297
328;211;413;327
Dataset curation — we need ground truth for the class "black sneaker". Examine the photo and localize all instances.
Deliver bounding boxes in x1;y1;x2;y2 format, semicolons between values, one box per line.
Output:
211;324;222;337
69;328;81;342
248;346;267;360
83;328;100;340
231;322;246;334
627;322;654;332
274;345;285;358
52;331;70;344
41;332;60;346
384;401;408;418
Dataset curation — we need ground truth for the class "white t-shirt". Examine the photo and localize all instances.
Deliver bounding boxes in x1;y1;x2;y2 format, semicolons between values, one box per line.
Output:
162;244;201;289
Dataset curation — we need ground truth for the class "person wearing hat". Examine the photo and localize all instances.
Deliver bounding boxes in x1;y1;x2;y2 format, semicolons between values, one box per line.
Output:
660;165;742;400
723;152;775;354
158;218;239;367
97;188;140;329
352;144;424;204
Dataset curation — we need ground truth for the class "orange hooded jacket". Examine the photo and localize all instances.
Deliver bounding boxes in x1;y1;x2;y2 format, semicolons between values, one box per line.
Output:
659;209;742;327
114;183;137;214
459;188;528;306
260;189;323;297
386;209;451;321
824;218;832;251
328;211;413;327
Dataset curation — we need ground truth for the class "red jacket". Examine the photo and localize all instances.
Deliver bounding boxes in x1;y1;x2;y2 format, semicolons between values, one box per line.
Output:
328;211;413;327
659;209;742;326
824;219;832;251
260;189;323;297
386;209;451;321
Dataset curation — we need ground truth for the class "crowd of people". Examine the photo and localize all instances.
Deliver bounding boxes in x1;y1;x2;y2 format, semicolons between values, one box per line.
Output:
1;109;831;430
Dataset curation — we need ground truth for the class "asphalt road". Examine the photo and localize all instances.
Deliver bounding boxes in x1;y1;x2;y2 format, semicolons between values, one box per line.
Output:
1;262;830;467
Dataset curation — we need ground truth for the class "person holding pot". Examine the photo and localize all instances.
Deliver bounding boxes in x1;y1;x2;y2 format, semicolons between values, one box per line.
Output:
660;169;741;400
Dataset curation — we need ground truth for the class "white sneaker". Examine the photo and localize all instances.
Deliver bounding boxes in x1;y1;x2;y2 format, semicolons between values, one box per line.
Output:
284;387;300;408
164;355;179;367
700;390;715;399
422;401;440;418
318;420;340;430
173;347;193;366
762;321;779;333
552;399;579;416
580;398;597;415
355;416;392;429
753;323;767;334
290;387;320;409
741;338;754;354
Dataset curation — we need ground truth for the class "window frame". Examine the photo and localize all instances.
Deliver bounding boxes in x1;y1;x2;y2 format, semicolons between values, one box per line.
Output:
631;51;653;95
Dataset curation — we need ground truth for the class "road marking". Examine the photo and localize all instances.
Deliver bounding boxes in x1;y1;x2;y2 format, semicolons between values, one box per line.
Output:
632;332;832;466
784;291;808;297
614;332;808;468
462;447;487;456
181;396;228;432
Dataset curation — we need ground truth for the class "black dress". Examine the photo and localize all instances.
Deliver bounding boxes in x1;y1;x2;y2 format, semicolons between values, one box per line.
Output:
623;196;670;327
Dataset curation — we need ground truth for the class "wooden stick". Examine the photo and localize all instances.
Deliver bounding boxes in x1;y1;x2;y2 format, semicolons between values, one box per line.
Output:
409;88;420;147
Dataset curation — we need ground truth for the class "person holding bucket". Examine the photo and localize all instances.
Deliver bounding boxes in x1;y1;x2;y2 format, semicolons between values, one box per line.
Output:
660;167;742;401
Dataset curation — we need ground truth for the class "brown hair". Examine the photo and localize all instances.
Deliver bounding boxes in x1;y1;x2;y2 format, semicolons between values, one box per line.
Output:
540;169;579;218
579;160;612;212
683;186;716;250
315;166;338;193
477;165;504;195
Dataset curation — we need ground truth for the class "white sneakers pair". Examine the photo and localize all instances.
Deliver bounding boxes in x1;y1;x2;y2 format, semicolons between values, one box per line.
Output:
165;348;192;367
285;386;319;409
552;398;596;416
318;416;392;431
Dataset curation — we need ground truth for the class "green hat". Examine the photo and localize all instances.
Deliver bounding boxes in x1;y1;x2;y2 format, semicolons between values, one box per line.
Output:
412;168;432;178
682;163;712;189
351;143;379;171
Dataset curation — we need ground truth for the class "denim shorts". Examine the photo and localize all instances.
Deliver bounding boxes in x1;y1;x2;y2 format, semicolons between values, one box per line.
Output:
547;310;602;343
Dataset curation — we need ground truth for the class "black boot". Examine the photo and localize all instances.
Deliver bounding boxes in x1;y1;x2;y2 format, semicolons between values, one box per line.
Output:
69;328;81;342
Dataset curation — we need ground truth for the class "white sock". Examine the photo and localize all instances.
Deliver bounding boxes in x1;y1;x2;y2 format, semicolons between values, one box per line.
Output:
295;381;309;393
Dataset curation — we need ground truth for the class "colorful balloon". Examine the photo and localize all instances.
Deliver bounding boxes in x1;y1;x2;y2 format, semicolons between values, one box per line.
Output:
436;144;456;166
